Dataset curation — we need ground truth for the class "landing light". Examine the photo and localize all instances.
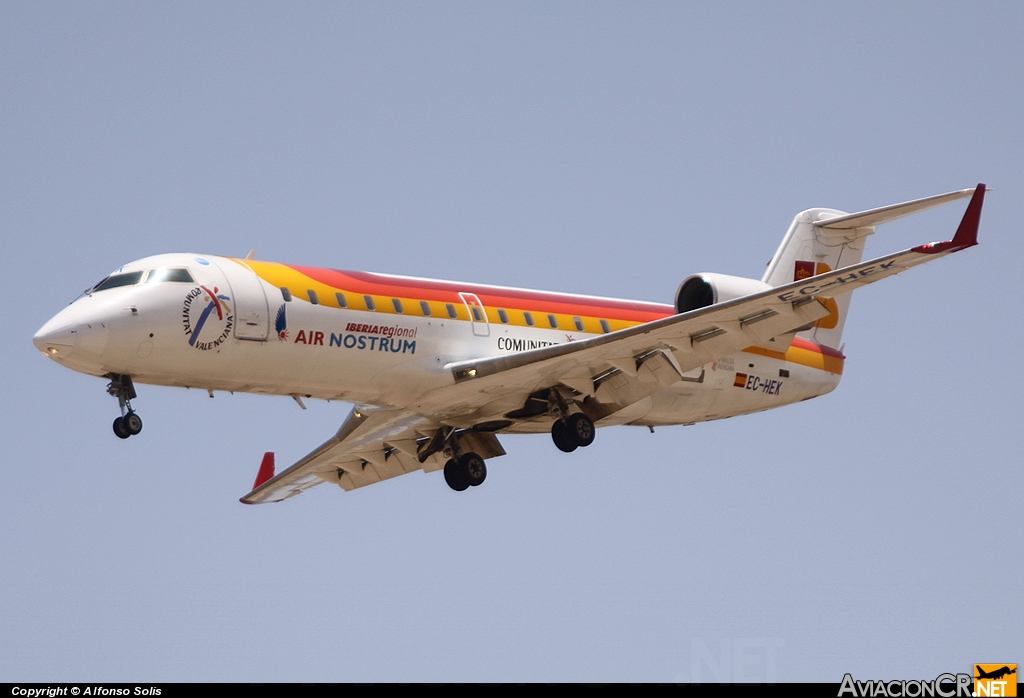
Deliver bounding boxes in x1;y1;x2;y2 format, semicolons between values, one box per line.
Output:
45;347;59;356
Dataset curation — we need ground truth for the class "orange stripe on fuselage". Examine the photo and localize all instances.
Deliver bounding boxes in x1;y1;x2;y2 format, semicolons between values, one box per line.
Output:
743;338;845;375
236;259;845;374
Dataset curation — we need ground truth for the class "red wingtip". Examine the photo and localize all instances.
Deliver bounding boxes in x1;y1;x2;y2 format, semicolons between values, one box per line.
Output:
951;183;985;247
253;452;275;489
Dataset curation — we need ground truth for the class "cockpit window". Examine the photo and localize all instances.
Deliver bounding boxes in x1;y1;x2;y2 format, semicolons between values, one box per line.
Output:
146;268;194;284
90;271;144;293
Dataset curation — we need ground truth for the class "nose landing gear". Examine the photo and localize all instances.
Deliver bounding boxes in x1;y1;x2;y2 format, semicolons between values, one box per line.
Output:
107;374;143;439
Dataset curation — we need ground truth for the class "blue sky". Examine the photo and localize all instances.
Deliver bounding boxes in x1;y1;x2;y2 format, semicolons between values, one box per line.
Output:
2;2;1021;681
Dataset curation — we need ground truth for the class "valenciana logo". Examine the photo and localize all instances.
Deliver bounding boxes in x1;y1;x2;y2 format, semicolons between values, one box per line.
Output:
182;285;233;350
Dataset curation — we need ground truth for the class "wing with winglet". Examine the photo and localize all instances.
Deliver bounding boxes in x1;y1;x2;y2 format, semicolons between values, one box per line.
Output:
240;406;444;503
415;184;984;422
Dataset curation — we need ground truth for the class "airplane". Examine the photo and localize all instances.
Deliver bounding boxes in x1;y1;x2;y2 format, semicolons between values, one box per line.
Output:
975;666;1017;681
32;184;986;503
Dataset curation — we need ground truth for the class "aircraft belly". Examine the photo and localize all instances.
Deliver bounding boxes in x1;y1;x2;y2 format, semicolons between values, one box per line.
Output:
633;351;842;426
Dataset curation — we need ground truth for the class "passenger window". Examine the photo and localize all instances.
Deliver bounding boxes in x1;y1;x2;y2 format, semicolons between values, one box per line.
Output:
392;298;403;313
600;319;611;334
308;290;319;305
420;301;431;316
472;306;484;322
524;311;534;326
281;287;292;302
573;317;584;331
547;314;558;328
446;303;457;319
364;295;376;311
335;292;347;308
497;309;509;324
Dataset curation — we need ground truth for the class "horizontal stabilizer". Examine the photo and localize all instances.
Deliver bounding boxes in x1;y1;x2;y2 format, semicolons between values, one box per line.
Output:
815;186;977;230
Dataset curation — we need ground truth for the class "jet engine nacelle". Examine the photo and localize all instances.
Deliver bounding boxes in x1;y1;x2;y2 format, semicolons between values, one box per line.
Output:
675;273;774;314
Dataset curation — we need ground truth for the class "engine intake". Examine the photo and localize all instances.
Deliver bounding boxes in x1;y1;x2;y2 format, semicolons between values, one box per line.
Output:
675;273;774;314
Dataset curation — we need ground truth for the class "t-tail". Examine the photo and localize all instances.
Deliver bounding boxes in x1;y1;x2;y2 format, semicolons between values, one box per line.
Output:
760;185;983;349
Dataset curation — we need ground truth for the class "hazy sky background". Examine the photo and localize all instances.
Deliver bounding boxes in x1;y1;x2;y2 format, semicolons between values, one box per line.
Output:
2;1;1021;682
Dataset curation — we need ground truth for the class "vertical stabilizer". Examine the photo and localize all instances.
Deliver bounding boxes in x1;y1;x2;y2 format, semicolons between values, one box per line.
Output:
761;208;870;348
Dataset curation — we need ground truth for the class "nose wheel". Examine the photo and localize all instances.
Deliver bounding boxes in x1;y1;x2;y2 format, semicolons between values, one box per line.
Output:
107;374;143;439
113;412;143;439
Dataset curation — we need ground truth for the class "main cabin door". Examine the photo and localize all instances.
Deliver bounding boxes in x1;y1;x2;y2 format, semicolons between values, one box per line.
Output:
458;292;489;337
211;258;270;341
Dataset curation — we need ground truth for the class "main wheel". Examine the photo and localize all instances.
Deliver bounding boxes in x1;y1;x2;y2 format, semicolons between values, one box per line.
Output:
460;453;487;487
551;419;578;452
444;458;469;491
112;417;131;439
566;413;595;447
124;412;143;436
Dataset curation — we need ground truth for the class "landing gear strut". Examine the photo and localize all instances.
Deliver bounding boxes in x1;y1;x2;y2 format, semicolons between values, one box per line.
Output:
107;374;143;439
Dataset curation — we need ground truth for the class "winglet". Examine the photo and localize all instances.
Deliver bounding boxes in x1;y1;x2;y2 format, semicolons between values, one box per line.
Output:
912;183;985;254
253;452;275;489
950;183;985;247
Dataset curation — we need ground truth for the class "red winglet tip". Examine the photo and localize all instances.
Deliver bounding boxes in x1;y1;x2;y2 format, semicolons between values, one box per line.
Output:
911;184;986;254
951;183;985;248
253;451;275;489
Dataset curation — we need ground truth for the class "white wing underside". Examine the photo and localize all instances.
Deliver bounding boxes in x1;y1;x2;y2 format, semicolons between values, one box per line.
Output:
242;186;983;504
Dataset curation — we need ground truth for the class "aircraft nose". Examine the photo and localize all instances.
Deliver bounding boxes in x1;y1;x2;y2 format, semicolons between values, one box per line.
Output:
33;318;77;359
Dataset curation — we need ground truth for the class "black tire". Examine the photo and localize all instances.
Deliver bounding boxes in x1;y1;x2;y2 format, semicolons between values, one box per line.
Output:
567;413;595;447
125;412;143;436
460;453;486;486
444;458;469;491
551;419;578;452
112;417;131;439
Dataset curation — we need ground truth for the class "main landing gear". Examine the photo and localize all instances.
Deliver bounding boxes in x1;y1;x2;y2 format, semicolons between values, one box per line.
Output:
547;388;595;453
417;426;492;493
551;413;595;452
443;453;487;492
107;374;143;440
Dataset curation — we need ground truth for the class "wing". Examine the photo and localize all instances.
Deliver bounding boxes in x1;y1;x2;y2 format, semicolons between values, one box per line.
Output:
240;406;446;504
412;184;985;424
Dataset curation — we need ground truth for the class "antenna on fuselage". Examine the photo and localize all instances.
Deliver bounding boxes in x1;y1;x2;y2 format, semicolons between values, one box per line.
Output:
244;250;256;260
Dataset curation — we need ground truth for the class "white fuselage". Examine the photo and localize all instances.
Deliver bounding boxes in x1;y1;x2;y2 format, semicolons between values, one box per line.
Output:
34;253;842;432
